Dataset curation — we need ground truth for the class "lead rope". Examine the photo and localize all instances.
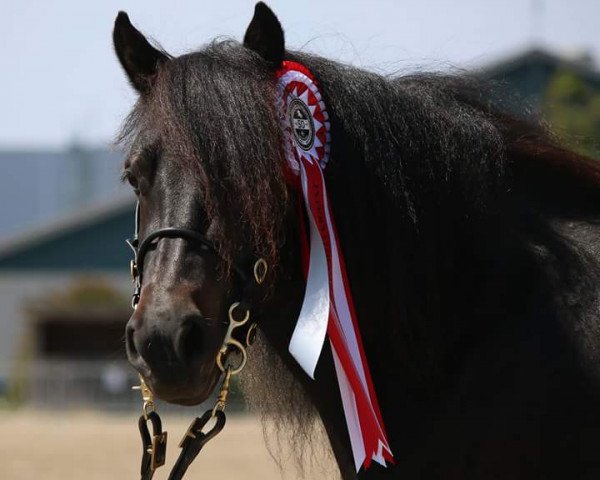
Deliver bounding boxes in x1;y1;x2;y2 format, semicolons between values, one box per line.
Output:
133;258;268;480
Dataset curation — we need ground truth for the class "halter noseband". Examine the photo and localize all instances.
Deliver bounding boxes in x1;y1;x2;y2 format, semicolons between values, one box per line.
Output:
126;202;251;309
126;200;267;480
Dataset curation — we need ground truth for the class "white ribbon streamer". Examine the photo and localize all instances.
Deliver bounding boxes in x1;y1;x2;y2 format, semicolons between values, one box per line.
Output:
288;162;330;377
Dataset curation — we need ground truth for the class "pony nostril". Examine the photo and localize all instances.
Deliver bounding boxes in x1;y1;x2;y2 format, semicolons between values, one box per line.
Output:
178;320;205;365
126;325;139;359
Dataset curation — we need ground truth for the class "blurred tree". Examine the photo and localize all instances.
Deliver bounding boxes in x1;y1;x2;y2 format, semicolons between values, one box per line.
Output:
543;70;600;158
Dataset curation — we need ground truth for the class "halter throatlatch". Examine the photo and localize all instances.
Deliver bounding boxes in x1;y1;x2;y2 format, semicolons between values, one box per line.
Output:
127;201;267;480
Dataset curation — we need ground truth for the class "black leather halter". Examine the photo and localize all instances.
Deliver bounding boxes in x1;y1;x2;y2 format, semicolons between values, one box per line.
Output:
126;202;249;308
126;200;267;480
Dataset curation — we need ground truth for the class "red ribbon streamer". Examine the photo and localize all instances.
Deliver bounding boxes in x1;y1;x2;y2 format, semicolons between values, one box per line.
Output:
276;61;393;470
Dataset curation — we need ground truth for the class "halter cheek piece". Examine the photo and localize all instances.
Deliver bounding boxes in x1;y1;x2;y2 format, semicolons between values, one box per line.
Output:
126;201;268;480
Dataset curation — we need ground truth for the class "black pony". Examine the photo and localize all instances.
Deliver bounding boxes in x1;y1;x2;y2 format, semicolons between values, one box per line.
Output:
114;3;600;479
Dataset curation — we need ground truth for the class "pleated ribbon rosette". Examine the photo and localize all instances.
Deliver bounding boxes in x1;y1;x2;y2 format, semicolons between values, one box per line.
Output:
275;61;394;471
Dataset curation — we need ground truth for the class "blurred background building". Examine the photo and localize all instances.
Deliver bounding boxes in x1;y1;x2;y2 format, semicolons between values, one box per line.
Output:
483;47;600;157
0;196;134;407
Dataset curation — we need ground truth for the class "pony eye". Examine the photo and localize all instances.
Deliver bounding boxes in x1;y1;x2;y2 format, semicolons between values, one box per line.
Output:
123;171;139;193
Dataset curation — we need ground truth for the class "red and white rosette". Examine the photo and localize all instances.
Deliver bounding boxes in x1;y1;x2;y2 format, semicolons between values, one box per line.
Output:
275;61;393;472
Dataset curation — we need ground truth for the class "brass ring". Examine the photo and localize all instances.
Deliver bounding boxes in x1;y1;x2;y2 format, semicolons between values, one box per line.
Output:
211;401;225;418
143;400;155;419
253;258;268;285
245;323;257;347
228;302;250;325
216;339;247;375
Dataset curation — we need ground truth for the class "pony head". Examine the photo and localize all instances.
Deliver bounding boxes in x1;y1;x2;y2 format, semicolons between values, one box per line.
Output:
114;3;298;405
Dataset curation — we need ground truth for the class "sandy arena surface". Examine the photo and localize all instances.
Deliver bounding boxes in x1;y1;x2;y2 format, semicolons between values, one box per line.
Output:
0;410;337;480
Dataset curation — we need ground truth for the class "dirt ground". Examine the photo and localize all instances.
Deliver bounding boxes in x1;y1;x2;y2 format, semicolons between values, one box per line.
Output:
0;410;337;480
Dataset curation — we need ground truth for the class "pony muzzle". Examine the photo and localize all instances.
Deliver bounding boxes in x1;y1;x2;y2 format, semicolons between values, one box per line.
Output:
125;301;224;405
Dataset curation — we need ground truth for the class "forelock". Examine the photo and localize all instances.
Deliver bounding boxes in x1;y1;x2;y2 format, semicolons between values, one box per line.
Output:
122;41;289;269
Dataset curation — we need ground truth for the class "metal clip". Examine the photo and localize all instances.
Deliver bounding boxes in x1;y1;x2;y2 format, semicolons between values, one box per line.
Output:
211;367;232;417
132;375;155;419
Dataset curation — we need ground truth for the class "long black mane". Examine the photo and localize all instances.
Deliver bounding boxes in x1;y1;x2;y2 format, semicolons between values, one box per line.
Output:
120;39;600;477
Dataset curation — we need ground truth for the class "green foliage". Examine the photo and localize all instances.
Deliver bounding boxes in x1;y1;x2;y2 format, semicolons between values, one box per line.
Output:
33;277;129;309
543;70;600;158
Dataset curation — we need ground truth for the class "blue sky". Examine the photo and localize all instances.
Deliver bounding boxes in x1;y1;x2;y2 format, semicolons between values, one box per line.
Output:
2;0;599;148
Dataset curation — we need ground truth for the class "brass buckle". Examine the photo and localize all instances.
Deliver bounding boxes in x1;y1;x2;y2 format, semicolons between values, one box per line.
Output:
130;259;138;281
149;429;168;471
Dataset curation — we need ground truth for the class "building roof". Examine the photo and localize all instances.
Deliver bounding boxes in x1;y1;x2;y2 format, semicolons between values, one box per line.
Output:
0;147;124;239
482;47;600;86
479;47;600;114
0;194;135;271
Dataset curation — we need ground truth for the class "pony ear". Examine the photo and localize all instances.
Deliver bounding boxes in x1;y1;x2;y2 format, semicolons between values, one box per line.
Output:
113;11;169;94
243;2;285;66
